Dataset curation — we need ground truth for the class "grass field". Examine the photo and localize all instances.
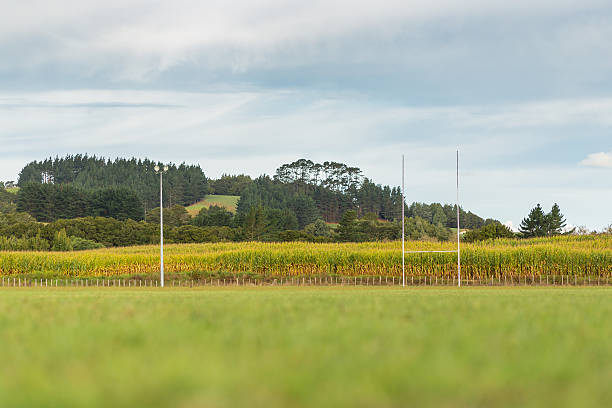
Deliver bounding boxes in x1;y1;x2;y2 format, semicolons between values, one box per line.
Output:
185;194;240;216
0;287;610;407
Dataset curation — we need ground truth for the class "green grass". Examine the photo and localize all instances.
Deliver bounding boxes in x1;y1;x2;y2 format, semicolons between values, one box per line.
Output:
0;287;611;408
186;194;240;216
5;186;19;194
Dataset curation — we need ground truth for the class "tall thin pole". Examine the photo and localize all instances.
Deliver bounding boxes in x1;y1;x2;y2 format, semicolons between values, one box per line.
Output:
160;171;164;288
456;149;461;287
402;155;405;287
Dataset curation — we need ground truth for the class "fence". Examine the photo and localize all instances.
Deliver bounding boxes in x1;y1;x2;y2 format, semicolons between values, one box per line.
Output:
1;275;611;288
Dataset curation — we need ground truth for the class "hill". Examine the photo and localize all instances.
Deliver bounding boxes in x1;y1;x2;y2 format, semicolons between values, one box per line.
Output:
9;155;497;239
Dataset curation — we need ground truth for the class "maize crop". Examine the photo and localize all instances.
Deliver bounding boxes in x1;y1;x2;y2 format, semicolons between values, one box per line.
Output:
0;235;610;279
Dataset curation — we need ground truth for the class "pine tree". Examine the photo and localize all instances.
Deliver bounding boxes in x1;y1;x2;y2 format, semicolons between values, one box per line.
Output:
519;204;547;238
337;210;358;241
432;207;447;226
244;206;267;240
546;203;567;236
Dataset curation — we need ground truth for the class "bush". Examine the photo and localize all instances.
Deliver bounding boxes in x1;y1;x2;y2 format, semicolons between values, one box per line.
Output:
463;222;515;242
70;236;105;250
304;219;332;237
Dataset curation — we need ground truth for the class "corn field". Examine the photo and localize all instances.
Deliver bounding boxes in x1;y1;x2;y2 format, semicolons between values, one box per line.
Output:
0;235;611;280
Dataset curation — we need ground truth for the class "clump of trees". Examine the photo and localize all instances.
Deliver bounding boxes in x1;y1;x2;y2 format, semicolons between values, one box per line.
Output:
0;216;240;250
337;211;399;242
191;205;234;227
146;205;192;227
17;183;144;222
519;203;570;237
271;159;403;222
0;227;103;251
406;203;494;230
209;174;252;196
1;156;507;249
18;155;208;209
463;222;515;242
462;204;571;242
239;160;493;230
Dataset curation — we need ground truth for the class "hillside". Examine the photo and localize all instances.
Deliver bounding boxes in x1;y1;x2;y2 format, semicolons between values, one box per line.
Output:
185;195;240;216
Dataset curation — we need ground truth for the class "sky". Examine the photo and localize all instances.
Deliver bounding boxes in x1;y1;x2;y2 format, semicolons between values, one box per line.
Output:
1;0;611;230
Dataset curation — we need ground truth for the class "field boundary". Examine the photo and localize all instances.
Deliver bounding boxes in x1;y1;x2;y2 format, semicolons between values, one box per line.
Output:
2;275;611;288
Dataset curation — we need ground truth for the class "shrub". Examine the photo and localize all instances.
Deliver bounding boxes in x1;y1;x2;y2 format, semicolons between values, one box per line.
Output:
70;236;105;250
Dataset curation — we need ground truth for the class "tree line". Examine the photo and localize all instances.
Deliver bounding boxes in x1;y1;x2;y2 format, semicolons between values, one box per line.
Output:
269;159;403;222
18;155;208;209
16;183;143;222
234;160;492;240
0;177;587;250
462;203;570;242
519;203;570;237
13;155;495;233
1;155;518;248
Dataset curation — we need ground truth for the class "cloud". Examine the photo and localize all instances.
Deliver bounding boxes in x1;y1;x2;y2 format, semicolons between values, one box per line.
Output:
580;152;612;168
1;88;612;230
1;0;611;101
503;221;519;232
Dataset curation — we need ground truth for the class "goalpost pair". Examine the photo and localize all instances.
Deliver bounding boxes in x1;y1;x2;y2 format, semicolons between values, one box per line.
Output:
401;150;461;287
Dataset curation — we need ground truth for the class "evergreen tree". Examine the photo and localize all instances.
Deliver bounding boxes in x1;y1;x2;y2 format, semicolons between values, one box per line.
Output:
337;210;358;241
519;204;547;238
210;174;252;195
244;205;267;240
288;193;319;229
546;203;567;235
192;205;234;227
432;207;447;226
264;208;299;234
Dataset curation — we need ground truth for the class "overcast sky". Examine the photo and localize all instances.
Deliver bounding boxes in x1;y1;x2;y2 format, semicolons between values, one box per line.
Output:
1;0;611;229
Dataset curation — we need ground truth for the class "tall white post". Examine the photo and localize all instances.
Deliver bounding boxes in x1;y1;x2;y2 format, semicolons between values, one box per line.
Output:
456;149;461;287
402;155;405;287
160;171;164;288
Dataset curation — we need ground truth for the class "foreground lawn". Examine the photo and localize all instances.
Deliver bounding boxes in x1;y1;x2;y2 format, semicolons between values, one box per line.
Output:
0;288;611;407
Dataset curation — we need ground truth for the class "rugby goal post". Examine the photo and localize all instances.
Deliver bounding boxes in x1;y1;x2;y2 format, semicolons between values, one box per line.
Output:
401;149;461;287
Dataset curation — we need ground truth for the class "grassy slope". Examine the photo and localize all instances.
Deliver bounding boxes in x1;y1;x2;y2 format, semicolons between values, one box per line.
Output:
0;287;611;408
185;194;240;216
